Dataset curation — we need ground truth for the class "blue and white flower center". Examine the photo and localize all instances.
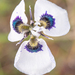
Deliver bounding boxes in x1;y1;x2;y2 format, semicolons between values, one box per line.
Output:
13;16;23;33
40;11;55;30
13;16;29;34
12;10;55;48
25;43;43;53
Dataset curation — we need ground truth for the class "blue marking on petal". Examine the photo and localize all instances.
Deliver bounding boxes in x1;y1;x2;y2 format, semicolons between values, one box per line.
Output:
13;16;23;33
24;43;43;53
40;11;55;30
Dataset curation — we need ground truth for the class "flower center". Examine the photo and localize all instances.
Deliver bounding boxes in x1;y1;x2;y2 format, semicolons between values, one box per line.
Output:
25;42;43;53
40;11;55;30
13;16;29;33
24;35;43;53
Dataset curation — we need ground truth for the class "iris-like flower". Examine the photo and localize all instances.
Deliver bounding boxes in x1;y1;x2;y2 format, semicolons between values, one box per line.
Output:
8;0;70;75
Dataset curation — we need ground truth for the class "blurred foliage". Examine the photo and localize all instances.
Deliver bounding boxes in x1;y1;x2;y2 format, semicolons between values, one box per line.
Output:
0;0;75;75
0;33;8;43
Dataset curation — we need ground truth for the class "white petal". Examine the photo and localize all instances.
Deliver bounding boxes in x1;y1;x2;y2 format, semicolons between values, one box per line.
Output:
8;0;28;42
33;25;42;32
14;39;56;75
34;0;70;37
8;30;24;42
31;30;40;37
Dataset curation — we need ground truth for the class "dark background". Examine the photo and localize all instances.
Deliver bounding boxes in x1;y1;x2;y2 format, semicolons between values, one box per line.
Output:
0;0;75;75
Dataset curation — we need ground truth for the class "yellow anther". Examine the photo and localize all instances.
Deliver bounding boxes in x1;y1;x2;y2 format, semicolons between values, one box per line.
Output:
39;20;47;28
29;35;38;48
18;24;29;33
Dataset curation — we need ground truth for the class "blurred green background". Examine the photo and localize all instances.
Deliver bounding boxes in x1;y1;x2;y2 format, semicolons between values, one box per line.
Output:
0;0;75;75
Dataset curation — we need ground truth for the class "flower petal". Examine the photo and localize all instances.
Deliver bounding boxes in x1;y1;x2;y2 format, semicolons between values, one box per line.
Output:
14;39;56;75
33;25;43;32
31;30;40;37
31;26;42;37
34;0;70;37
8;0;28;42
8;30;24;42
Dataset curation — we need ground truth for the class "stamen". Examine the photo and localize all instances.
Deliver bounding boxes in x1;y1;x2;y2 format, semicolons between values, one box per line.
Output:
29;35;38;47
16;35;26;46
29;6;34;26
16;32;30;46
31;30;53;40
40;33;53;40
29;5;32;20
39;32;53;40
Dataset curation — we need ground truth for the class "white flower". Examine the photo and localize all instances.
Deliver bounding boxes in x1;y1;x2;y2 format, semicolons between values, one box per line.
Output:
14;39;56;75
8;0;70;75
